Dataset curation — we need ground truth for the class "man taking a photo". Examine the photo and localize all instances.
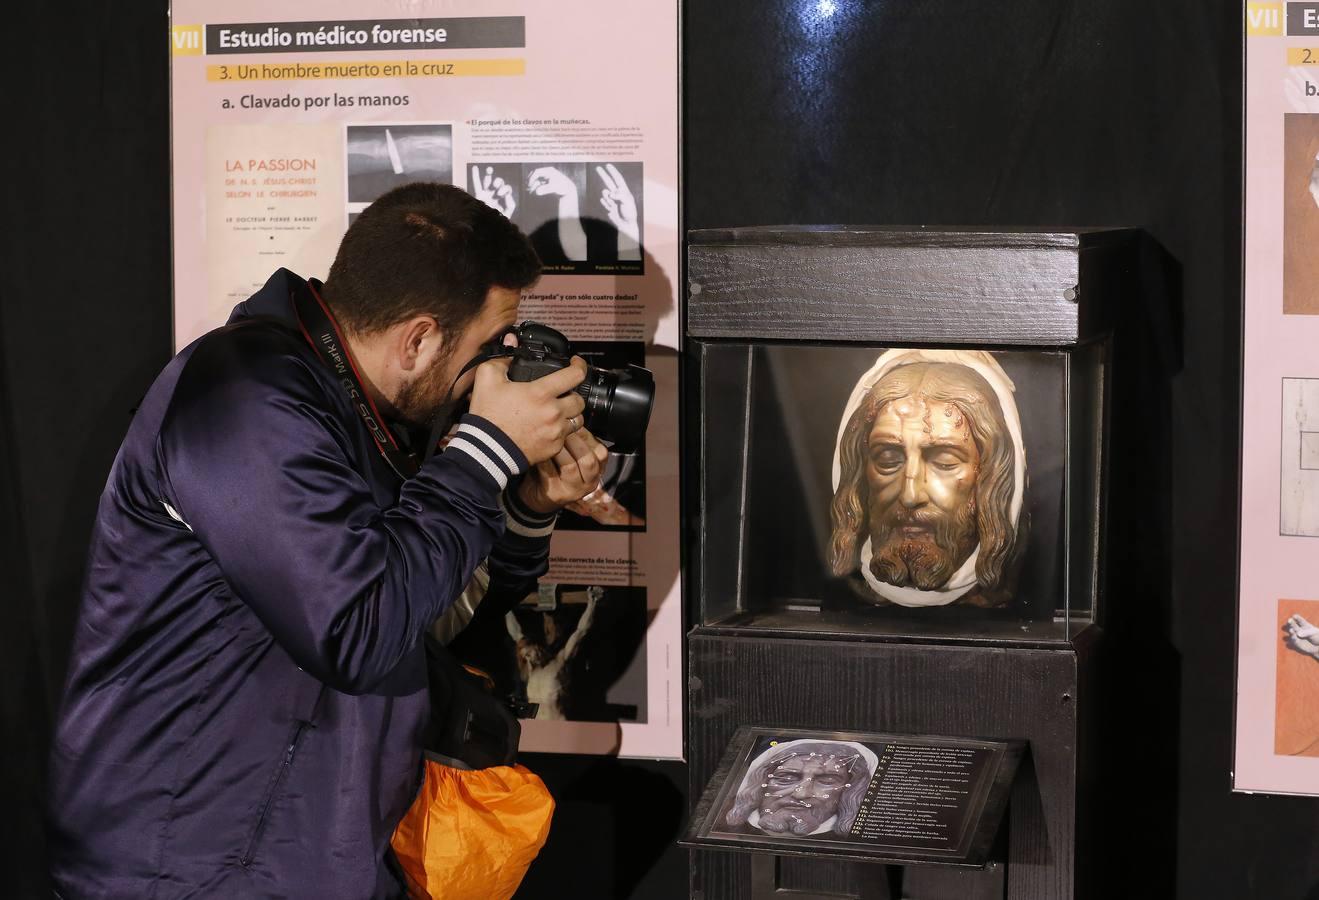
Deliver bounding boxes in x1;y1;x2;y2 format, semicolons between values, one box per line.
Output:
47;182;606;898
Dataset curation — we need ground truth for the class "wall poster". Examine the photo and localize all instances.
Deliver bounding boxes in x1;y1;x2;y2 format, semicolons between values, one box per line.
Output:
1239;2;1319;792
169;2;682;759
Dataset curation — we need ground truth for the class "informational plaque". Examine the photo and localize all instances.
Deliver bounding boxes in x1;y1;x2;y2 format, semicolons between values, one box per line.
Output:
684;728;1023;867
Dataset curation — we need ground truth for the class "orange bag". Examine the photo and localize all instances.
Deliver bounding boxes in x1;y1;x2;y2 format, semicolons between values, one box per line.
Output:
391;757;555;900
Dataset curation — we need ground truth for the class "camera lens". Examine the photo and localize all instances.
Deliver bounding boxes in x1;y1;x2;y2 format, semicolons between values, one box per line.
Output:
575;365;654;450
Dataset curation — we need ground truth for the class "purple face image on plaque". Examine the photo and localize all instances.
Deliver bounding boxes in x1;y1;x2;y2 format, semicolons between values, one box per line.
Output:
723;739;878;837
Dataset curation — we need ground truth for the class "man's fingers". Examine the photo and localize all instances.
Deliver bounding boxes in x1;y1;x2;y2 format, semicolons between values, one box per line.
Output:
563;432;601;482
567;429;607;468
476;355;512;384
534;357;588;397
563;431;590;459
575;446;601;486
552;445;583;482
554;444;578;466
555;393;587;422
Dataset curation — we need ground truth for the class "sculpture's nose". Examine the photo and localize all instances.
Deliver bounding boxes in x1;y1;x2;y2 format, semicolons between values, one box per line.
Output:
900;456;928;508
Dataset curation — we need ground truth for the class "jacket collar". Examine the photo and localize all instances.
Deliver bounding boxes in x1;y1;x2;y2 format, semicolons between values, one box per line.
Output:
227;268;307;326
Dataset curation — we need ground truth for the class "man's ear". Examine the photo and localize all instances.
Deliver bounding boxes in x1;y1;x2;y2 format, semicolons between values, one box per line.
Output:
395;315;442;372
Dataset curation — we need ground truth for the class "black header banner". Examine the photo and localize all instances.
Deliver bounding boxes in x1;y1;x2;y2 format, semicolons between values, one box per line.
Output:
205;17;525;54
1288;2;1319;35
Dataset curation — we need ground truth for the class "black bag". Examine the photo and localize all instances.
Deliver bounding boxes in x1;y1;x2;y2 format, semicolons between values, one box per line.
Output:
418;634;521;770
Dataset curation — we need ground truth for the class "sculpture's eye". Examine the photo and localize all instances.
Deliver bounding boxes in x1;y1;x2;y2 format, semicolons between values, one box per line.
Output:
871;448;903;474
928;452;963;472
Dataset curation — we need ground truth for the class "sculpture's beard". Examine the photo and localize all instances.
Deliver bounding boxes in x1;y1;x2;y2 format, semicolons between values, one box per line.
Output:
868;499;978;591
757;799;836;835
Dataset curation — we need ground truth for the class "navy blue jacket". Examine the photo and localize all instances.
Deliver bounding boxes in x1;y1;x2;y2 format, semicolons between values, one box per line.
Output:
47;270;555;898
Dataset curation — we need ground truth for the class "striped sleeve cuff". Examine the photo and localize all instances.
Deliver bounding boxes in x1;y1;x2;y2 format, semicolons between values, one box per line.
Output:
442;414;529;492
500;484;558;538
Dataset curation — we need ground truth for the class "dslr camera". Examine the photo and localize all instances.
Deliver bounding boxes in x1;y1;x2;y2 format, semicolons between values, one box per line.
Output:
485;321;654;451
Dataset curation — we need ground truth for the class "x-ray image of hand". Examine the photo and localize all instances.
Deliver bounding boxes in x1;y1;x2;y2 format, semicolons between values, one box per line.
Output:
527;166;576;199
471;165;516;218
527;166;587;261
1284;614;1319;660
597;163;640;244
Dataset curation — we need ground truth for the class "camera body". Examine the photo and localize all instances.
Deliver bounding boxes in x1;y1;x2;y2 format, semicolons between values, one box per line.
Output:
488;321;654;451
502;322;576;381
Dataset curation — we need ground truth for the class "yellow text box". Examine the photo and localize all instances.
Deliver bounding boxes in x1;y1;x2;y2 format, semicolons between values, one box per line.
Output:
171;25;203;56
206;58;524;82
1290;47;1319;65
1247;3;1284;36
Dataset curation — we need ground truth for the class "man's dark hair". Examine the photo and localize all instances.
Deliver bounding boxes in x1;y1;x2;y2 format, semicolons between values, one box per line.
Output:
323;182;541;335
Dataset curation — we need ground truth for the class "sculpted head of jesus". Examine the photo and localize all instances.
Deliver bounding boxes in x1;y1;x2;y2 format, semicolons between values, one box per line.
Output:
829;360;1021;605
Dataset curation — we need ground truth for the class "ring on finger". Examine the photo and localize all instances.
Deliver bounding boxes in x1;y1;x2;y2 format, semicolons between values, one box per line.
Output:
568;414;583;433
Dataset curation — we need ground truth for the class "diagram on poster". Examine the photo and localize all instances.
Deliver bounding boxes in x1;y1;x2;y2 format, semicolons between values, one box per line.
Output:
1284;115;1319;315
1281;378;1319;536
346;123;453;207
1277;599;1319;757
469;161;643;275
503;584;648;723
170;0;681;759
204;124;345;326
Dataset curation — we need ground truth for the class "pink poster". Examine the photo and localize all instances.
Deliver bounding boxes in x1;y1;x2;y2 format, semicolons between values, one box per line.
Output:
170;2;682;759
1239;3;1319;792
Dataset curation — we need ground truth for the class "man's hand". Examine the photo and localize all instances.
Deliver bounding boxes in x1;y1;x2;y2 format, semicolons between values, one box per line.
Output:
518;428;610;514
469;357;587;466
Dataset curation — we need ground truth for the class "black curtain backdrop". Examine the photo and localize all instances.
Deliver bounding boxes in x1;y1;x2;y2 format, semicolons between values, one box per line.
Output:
1;1;1313;898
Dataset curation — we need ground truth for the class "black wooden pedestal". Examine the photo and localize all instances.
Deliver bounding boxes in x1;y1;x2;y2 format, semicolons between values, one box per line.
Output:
687;630;1097;900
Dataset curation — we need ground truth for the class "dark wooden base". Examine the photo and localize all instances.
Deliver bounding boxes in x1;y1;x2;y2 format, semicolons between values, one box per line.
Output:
688;629;1096;900
748;855;1005;900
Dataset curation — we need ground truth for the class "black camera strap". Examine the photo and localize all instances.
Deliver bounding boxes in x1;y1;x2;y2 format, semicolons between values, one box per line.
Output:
292;279;424;480
291;278;511;478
